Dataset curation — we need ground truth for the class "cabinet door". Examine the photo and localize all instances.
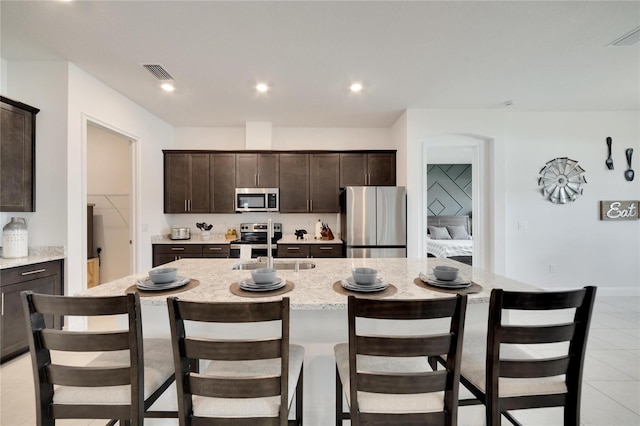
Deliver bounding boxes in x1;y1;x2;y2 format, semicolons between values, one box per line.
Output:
235;153;258;187
0;97;39;212
210;153;235;213
164;153;191;213
257;154;279;188
339;153;367;187
279;154;310;213
309;153;340;213
189;154;210;212
367;152;396;186
164;153;210;213
1;276;58;361
235;153;280;188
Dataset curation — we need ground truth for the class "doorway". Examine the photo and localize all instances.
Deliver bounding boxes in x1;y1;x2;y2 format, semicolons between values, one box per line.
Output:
422;135;492;270
86;123;133;284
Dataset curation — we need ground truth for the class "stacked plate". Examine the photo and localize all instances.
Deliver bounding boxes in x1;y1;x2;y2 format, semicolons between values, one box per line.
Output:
136;276;190;291
341;276;389;293
418;272;471;289
239;277;286;292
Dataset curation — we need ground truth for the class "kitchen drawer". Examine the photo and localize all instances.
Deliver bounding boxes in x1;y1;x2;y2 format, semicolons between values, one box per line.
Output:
202;244;230;258
277;244;310;258
152;244;204;267
1;261;61;286
310;244;343;258
153;244;203;255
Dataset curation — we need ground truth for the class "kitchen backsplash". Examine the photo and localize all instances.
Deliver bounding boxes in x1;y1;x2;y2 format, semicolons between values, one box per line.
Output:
164;213;340;237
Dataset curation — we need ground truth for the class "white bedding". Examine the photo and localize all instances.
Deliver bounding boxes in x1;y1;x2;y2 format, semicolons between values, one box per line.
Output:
427;238;473;258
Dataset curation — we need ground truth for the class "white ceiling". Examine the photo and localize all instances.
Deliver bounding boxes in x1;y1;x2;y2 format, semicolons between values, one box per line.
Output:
1;1;638;128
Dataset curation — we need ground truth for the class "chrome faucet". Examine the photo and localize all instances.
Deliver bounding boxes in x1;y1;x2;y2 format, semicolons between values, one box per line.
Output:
267;218;274;269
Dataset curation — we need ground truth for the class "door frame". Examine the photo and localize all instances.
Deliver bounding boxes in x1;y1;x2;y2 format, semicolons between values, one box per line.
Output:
82;114;140;283
421;134;493;270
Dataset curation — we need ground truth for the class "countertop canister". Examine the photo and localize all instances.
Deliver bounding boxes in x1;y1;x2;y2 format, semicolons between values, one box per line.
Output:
3;217;29;258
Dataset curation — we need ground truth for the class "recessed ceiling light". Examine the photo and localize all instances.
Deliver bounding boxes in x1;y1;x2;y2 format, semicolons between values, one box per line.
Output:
161;83;175;92
350;82;363;93
256;83;269;93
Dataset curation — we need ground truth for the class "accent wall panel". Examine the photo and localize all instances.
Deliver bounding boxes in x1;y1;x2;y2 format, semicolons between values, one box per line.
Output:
426;164;472;216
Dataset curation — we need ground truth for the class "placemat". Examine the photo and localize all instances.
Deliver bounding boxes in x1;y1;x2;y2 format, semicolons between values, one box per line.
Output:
125;279;200;297
230;280;294;298
413;278;482;295
332;281;398;298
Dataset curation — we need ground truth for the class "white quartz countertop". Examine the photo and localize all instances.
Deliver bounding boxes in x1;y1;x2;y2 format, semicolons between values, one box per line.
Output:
79;257;537;309
0;247;65;270
277;235;343;244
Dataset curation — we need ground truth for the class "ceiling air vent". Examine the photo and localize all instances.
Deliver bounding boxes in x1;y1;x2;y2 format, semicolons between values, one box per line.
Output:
142;64;174;81
609;26;640;46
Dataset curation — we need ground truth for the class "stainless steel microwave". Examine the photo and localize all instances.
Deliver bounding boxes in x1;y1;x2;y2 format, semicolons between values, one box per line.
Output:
235;188;279;212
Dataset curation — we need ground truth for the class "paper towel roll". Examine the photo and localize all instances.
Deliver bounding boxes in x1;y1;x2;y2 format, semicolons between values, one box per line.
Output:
240;245;252;260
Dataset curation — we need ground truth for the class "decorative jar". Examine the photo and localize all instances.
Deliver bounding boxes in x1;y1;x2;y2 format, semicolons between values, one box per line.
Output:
3;217;29;258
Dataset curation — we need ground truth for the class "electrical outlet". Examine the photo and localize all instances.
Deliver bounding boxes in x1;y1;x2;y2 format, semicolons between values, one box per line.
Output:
518;221;528;231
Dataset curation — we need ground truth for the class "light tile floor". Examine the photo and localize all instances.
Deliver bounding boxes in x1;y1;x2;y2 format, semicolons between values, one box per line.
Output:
1;296;638;425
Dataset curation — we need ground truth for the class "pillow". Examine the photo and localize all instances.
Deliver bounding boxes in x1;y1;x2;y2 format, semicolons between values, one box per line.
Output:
446;225;471;240
428;226;451;240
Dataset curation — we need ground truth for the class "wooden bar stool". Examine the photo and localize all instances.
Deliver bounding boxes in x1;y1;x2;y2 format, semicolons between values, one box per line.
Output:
167;296;304;425
448;286;597;426
21;291;176;426
334;295;467;426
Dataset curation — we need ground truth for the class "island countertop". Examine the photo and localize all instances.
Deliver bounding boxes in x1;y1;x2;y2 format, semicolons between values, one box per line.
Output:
79;257;536;309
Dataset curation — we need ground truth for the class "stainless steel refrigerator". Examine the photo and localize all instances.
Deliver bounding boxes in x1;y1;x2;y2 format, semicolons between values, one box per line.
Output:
340;186;407;258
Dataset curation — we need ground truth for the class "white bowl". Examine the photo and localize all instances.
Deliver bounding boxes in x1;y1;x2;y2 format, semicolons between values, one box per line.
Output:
148;267;178;284
433;266;459;281
352;267;378;285
251;268;277;284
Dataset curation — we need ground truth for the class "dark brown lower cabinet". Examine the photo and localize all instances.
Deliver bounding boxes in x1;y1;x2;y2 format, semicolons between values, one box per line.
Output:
152;243;231;267
1;260;63;362
277;243;343;258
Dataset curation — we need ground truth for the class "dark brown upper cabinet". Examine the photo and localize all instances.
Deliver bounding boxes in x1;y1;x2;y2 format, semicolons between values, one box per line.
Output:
280;153;339;213
164;152;210;213
235;153;279;188
309;153;340;212
210;153;236;213
339;152;396;187
279;153;310;213
1;96;40;212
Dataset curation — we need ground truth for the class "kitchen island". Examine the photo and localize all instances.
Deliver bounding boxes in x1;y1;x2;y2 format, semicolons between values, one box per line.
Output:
80;257;536;425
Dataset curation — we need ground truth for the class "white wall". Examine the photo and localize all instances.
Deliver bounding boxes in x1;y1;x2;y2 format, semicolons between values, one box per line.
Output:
402;108;639;295
504;111;639;295
1;61;69;251
66;64;174;297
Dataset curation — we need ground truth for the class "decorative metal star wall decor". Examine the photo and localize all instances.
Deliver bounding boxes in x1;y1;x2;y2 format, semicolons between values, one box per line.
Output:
538;157;587;204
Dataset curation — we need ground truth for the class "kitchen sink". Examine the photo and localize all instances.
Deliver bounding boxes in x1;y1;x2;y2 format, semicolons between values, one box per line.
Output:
232;260;316;270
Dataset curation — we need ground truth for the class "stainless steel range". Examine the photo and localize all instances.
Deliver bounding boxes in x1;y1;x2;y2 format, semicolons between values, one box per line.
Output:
229;222;282;259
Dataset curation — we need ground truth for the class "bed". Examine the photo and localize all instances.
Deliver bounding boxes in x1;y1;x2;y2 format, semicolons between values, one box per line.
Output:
426;215;473;266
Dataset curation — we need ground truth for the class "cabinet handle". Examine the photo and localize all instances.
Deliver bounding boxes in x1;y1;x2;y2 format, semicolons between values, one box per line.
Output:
319;247;332;251
255;174;258;186
1;293;4;316
184;200;188;211
307;200;309;211
287;247;300;251
21;268;46;276
208;247;222;251
171;247;185;251
310;200;313;211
